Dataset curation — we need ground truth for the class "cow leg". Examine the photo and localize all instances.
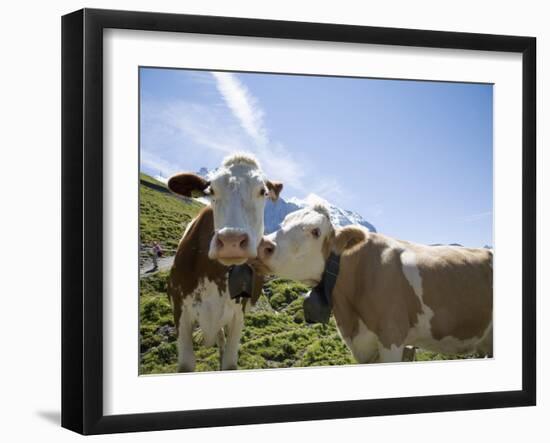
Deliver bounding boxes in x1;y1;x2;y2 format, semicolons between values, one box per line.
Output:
221;310;244;370
176;308;196;372
377;343;405;363
341;320;379;364
475;324;493;358
346;340;378;364
402;346;416;362
216;329;226;369
376;308;409;363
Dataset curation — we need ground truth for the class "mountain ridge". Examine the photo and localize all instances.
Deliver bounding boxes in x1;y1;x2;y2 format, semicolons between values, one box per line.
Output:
265;195;376;234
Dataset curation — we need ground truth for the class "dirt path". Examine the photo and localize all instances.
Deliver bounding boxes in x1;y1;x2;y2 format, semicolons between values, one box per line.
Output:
140;255;175;276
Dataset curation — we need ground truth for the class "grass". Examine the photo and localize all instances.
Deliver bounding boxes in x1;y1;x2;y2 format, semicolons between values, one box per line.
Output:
139;274;475;375
138;172;478;374
140;172;167;188
139;173;204;252
139;273;356;374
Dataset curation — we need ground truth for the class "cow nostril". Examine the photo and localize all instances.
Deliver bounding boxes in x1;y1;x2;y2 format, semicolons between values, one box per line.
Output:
217;233;249;251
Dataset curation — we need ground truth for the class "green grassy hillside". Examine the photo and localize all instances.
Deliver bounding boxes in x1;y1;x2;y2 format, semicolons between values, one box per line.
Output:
139;172;204;251
138;172;474;374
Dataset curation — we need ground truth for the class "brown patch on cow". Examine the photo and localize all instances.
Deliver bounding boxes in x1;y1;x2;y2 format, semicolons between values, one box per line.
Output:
250;272;264;306
412;246;493;341
168;207;227;331
330;233;423;349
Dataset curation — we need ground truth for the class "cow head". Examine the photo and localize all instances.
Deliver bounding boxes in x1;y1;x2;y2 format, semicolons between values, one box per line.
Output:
257;205;366;284
257;205;334;284
168;153;283;266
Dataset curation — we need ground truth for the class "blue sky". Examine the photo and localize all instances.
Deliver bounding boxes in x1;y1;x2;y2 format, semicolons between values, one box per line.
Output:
140;68;493;247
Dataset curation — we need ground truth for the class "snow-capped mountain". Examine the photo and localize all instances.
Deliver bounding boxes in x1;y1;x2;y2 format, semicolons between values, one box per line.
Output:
195;166;376;234
264;194;376;234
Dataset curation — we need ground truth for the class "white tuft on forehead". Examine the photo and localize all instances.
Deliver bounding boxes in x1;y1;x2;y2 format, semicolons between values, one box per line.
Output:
310;203;332;222
208;152;264;183
222;152;261;170
282;205;334;231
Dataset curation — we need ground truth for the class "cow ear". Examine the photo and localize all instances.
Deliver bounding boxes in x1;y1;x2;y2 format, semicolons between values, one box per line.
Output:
168;173;210;197
266;181;283;201
333;226;366;254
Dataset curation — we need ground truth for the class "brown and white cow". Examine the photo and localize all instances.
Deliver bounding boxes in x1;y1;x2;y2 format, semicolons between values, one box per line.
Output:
167;154;282;371
257;205;493;363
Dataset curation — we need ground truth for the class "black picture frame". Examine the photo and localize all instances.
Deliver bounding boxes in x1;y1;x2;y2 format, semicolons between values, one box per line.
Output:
62;8;536;435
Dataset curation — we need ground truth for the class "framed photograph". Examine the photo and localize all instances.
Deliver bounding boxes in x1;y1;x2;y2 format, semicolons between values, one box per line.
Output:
62;8;536;435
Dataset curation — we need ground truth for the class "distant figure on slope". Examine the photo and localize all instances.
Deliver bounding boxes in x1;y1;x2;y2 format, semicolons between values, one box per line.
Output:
150;241;163;272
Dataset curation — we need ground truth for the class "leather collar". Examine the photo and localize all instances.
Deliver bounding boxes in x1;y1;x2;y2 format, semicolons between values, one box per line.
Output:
313;253;341;307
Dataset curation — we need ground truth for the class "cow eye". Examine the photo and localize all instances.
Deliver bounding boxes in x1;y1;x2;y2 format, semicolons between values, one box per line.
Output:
259;188;267;197
311;228;321;238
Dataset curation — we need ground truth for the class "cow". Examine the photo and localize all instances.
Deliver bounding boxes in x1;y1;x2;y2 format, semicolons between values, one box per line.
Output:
167;153;282;371
256;204;493;364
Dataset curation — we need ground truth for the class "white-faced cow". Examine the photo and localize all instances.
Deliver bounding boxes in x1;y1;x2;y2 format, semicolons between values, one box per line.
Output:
167;154;282;371
257;205;493;363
